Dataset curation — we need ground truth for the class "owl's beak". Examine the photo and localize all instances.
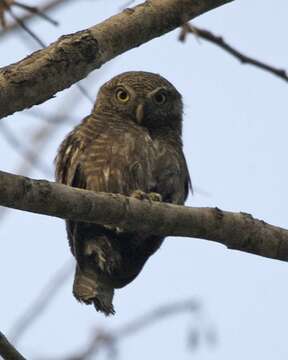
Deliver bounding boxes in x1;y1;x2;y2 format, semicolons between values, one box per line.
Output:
136;103;144;124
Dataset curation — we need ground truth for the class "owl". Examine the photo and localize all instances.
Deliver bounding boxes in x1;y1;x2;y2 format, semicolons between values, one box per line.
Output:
55;71;191;315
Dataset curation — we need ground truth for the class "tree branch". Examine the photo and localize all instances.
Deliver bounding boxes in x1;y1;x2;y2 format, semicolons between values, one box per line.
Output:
179;23;288;83
1;170;288;262
0;331;26;360
0;0;234;119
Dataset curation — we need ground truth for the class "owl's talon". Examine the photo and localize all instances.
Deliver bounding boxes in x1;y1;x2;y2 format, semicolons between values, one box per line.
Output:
147;192;162;202
130;190;162;202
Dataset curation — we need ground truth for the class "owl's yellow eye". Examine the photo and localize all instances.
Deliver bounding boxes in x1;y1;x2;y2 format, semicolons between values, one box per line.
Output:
153;91;167;105
116;88;130;103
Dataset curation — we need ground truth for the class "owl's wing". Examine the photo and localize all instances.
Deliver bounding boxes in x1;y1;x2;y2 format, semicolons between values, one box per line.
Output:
55;122;90;255
153;143;191;205
55;124;86;188
55;118;156;254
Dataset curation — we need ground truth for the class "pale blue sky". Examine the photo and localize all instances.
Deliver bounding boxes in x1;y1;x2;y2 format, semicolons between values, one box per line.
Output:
1;1;288;359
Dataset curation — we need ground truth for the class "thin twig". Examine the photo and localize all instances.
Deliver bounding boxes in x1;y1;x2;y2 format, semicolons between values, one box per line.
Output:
9;260;73;344
179;23;288;83
2;0;93;104
56;299;201;360
13;1;59;26
0;122;52;176
76;83;94;104
0;331;26;360
4;0;46;46
0;78;94;222
0;0;73;35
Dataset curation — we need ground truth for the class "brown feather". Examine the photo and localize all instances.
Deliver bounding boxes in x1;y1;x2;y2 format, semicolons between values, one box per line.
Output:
55;71;191;315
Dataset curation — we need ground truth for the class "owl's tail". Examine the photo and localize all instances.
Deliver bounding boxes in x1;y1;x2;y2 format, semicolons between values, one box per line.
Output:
73;266;115;316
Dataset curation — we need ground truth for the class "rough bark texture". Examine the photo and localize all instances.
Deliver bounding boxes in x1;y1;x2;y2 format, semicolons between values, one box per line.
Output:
1;170;288;262
0;331;26;360
0;0;233;119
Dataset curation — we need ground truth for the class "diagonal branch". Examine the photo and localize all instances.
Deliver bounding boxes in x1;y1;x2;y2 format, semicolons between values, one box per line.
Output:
13;1;59;26
4;0;46;47
179;23;288;83
0;331;26;360
0;0;234;119
0;121;52;176
9;260;73;344
0;170;288;262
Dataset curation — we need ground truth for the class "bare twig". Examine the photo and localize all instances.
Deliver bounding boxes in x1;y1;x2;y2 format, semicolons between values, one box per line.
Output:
0;331;26;360
0;105;77;221
0;170;288;262
0;0;14;28
49;299;201;360
0;122;52;176
179;23;288;83
0;0;234;119
9;260;73;344
13;1;59;26
3;0;46;46
0;0;72;35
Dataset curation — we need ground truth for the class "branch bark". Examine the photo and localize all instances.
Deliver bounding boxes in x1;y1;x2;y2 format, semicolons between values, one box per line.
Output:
0;331;26;360
1;170;288;262
0;0;233;119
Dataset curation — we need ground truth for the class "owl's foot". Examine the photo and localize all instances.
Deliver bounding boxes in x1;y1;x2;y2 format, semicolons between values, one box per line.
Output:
147;192;162;202
130;190;162;202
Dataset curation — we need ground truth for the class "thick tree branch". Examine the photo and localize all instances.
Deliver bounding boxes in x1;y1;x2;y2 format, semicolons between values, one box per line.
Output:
0;331;26;360
1;170;288;262
0;0;233;119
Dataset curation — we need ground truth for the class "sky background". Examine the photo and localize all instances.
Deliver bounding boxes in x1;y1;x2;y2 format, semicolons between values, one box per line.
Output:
0;0;288;359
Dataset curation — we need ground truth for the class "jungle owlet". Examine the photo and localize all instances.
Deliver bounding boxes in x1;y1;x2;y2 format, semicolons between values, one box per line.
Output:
55;71;191;315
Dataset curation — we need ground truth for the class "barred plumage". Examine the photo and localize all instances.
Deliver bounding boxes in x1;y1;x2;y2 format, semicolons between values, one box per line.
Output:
55;71;191;315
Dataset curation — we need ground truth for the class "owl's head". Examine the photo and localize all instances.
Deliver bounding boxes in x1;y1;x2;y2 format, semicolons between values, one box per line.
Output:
94;71;183;134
